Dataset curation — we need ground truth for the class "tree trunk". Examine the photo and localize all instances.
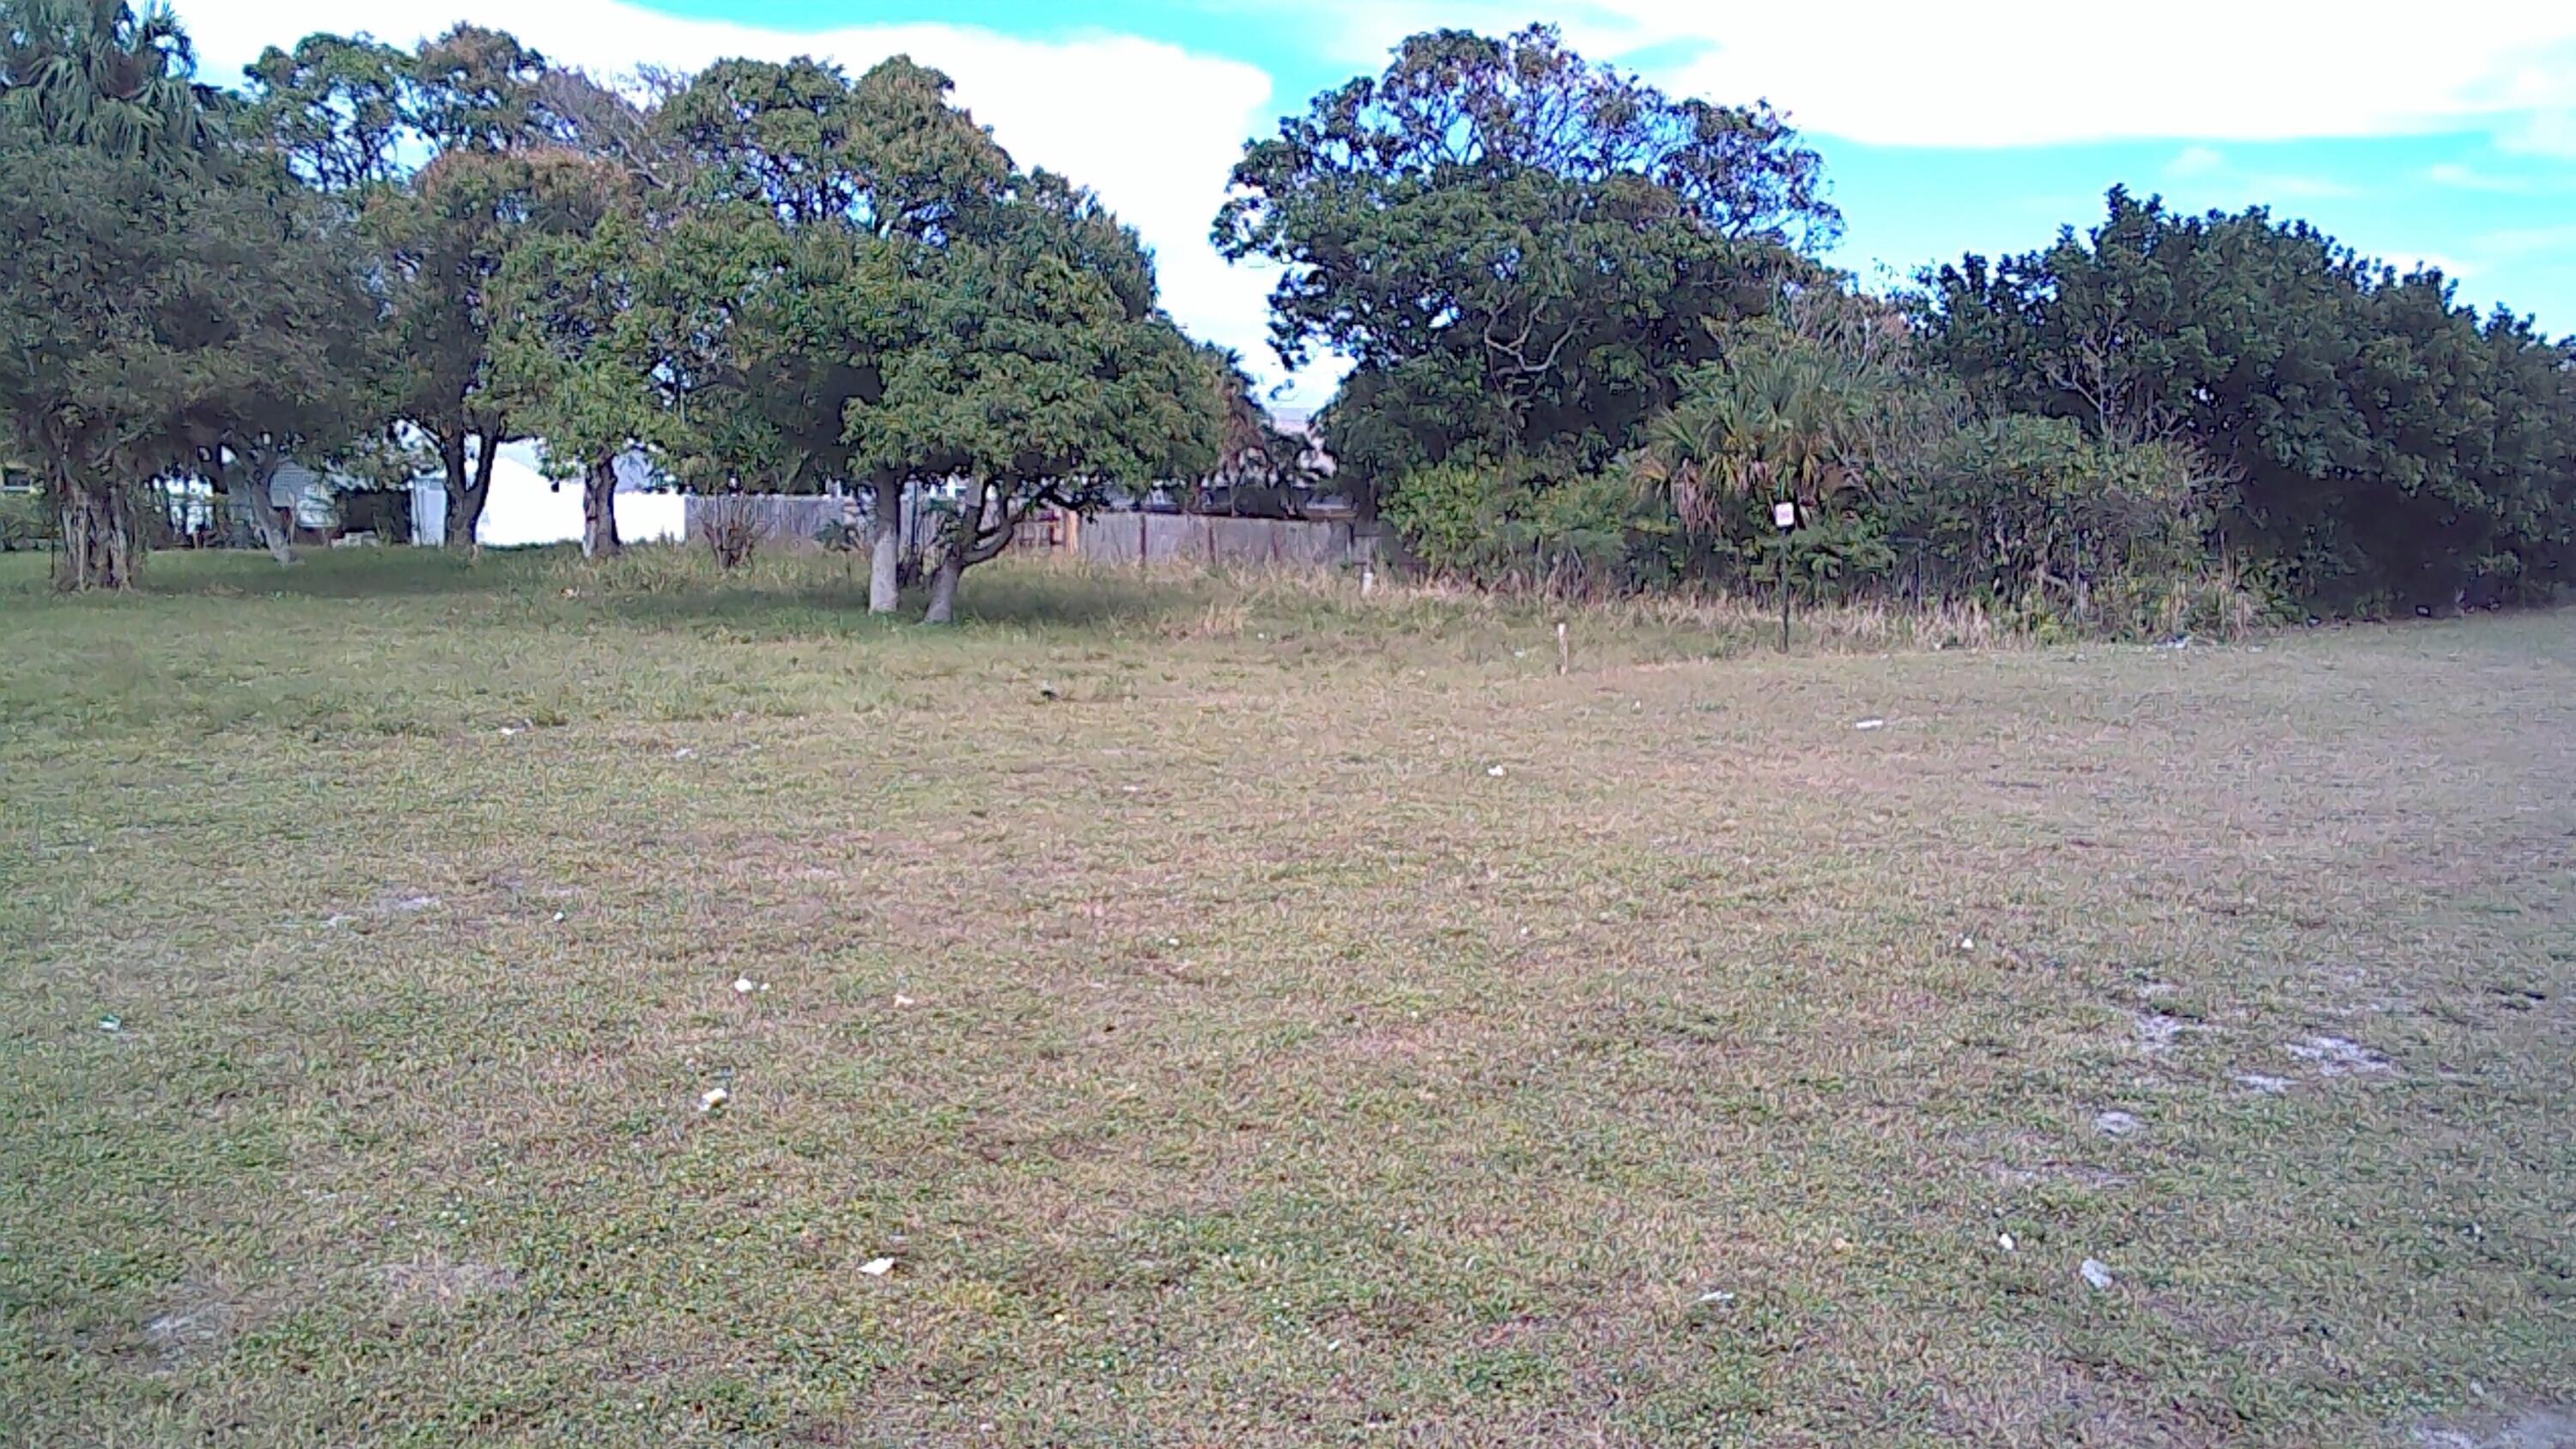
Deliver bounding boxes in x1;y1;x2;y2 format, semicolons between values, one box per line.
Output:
580;456;622;558
54;483;137;591
445;429;499;549
868;476;902;613
923;547;964;624
229;451;299;565
438;432;473;549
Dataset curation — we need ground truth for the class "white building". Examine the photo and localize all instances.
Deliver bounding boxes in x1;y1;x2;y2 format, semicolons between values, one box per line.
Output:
410;442;685;549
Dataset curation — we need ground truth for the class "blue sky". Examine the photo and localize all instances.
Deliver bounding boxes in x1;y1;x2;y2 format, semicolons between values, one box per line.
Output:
190;1;2576;404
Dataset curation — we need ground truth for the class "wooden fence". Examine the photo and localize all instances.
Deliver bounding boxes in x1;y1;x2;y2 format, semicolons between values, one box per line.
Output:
1070;511;1378;570
672;495;1377;573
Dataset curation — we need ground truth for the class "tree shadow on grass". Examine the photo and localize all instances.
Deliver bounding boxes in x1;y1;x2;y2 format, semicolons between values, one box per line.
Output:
124;547;533;599
603;572;1182;638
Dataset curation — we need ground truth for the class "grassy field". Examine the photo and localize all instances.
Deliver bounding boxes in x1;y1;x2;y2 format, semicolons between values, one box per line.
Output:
2;546;2570;1446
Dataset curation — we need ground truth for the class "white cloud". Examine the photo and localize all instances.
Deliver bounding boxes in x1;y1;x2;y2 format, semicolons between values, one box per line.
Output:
2502;109;2576;156
2165;145;2227;179
1305;0;2576;149
175;0;1313;395
2475;222;2576;258
2158;144;2355;201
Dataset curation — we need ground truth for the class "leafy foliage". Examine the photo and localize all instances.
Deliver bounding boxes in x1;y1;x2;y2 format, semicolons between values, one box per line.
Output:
1385;454;1670;594
1923;188;2576;608
0;13;374;588
0;0;213;161
1216;25;1836;502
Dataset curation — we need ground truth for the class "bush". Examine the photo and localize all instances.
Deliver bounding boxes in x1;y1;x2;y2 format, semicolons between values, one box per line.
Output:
1883;418;2208;618
698;498;758;571
0;490;52;551
1383;455;1670;594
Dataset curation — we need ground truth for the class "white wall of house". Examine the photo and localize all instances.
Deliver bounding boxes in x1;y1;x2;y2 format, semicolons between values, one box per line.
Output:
412;441;686;548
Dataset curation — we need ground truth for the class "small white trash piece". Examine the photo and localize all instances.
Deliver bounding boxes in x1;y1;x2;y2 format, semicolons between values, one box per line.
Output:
732;977;756;995
858;1257;895;1277
2080;1259;2114;1290
1487;764;1507;778
698;1087;729;1112
1854;718;1886;731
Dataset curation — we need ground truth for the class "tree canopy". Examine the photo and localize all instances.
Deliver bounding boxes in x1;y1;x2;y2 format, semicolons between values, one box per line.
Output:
1215;25;1839;499
1922;188;2576;607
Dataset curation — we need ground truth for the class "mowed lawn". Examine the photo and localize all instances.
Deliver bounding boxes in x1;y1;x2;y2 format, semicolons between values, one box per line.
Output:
2;549;2570;1446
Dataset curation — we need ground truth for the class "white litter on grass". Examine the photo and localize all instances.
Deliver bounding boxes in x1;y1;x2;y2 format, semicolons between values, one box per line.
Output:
732;977;756;995
1487;764;1508;777
697;1087;729;1112
671;747;697;760
893;994;915;1008
1854;718;1887;731
2233;1073;2293;1094
858;1257;895;1277
551;910;566;922
98;1015;122;1033
498;726;522;737
2080;1259;2115;1290
1997;1233;2016;1253
2094;1111;2142;1137
2285;1035;2392;1076
1692;1290;1735;1306
1959;935;1976;952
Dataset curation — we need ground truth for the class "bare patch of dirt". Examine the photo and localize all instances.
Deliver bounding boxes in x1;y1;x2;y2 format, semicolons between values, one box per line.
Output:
377;1256;519;1313
2286;1034;2395;1076
140;1294;236;1373
2416;1407;2576;1448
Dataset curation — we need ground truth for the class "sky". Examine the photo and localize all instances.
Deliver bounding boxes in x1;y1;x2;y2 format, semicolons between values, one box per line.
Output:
179;1;2576;407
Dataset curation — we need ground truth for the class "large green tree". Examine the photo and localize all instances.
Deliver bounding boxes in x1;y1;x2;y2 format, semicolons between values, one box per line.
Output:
0;131;376;587
655;54;1010;610
1215;25;1838;509
249;25;598;549
2;0;379;588
1923;188;2576;607
859;172;1221;622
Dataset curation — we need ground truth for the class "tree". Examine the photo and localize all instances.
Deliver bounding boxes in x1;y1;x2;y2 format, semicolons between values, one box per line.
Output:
0;133;374;587
244;31;411;192
368;143;619;547
857;172;1221;622
657;54;1012;611
253;25;592;550
0;0;213;162
1187;345;1321;518
1215;26;1838;507
1922;188;2576;607
190;165;385;566
489;199;659;558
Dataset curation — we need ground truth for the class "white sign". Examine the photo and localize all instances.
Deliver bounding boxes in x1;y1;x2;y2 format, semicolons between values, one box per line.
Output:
1771;501;1799;530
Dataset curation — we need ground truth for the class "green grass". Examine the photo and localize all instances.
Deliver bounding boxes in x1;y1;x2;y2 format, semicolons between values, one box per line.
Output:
3;545;2571;1445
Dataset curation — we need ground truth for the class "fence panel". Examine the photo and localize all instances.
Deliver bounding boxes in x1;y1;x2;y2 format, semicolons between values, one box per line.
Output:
682;496;847;549
1075;512;1375;571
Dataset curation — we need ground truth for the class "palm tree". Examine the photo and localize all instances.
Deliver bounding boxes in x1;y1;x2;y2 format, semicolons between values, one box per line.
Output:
1631;346;1864;532
0;0;213;162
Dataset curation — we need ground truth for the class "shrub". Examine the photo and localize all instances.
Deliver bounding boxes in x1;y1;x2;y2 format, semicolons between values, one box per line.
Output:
0;490;52;551
1384;455;1670;594
698;498;758;571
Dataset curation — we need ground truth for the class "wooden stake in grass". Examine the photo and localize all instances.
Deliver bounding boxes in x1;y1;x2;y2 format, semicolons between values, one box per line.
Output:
1557;620;1570;676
